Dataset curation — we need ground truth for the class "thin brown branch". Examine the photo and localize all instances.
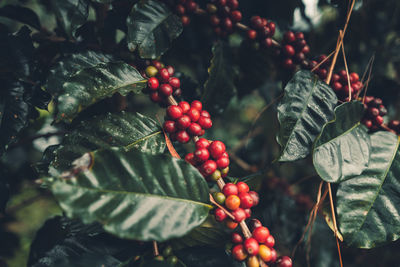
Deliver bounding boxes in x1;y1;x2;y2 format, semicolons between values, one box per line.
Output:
152;241;160;256
209;193;235;220
328;183;343;267
340;39;352;101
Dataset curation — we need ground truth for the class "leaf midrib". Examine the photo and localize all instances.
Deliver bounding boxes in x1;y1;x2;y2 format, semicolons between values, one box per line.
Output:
314;122;361;150
55;180;212;209
124;130;162;150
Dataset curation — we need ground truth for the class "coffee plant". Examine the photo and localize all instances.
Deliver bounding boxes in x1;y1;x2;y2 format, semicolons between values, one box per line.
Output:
1;0;400;266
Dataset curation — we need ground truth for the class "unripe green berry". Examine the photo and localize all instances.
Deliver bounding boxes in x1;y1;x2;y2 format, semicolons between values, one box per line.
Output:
162;246;173;257
145;66;158;77
166;256;179;265
154;255;164;261
210;169;222;181
221;166;229;177
213;192;226;205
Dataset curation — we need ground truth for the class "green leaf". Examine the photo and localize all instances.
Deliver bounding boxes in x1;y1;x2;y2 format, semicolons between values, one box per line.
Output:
54;62;146;122
49;112;165;174
50;0;89;38
126;0;183;59
0;5;41;30
336;131;400;248
276;70;338;162
50;148;211;241
313;101;371;183
171;216;229;250
201;41;236;116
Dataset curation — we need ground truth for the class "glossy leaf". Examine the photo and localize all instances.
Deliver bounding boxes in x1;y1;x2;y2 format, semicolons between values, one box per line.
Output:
50;148;211;241
0;5;41;30
50;0;89;38
337;131;400;248
277;70;338;162
54;62;146;122
201;41;236;116
49;112;165;173
313;101;370;183
126;0;183;59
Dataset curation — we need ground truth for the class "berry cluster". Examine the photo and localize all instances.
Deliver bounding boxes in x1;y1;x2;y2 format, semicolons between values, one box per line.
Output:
144;61;182;105
388;120;400;135
213;182;259;226
185;138;229;179
308;54;331;80
171;0;199;26
230;219;292;267
207;0;242;37
246;16;276;48
163;101;212;143
362;96;386;131
153;245;179;265
330;70;363;101
278;31;310;70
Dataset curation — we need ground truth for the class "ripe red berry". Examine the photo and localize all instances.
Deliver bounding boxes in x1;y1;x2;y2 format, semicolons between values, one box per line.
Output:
231;232;243;244
163;120;176;133
176;115;191;129
276;256;292;267
147;77;159;90
209;141;226;159
178;101;191;113
185;0;197;12
284;31;296;43
249;219;262;231
244;238;259;256
239;192;254;209
265;235;275;248
350;72;359;82
198;116;213;129
250;16;263;29
186;108;200;122
185;152;197;165
167;105;183;119
188;122;203;136
222;18;233;31
270;248;277;263
227;0;239;9
261;37;273;48
158;68;170;82
194;148;210;162
232;244;248;261
332;82;343;92
200;110;210;118
152;60;162;70
225;195;241;210
195;138;210;149
374;115;384;125
252;226;270;243
225;218;238;229
248;191;259;206
247;29;257;40
282;58;294;69
176;130;190;143
150;92;162;103
214;208;227;222
210;15;220;26
222;183;238;196
236;181;249;193
215;156;229;169
369;107;379;117
175;4;185;15
232;208;246;222
295;31;304;40
159;84;173;96
362;119;373;128
200;160;217;176
283;44;295;57
230;10;242;22
169;77;180;89
181;15;190;26
191;100;202;111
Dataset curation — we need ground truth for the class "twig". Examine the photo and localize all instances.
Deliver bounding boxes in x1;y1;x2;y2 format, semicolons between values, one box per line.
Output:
328;183;343;267
340;37;352;101
209;193;235;220
152;241;160;256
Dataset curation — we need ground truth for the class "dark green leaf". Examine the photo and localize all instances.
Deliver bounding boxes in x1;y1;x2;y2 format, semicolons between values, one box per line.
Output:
175;247;245;267
50;148;211;241
0;5;41;30
53;62;146;122
49;112;165;174
201;42;236;116
126;0;183;59
313;101;371;183
50;0;89;38
0;79;30;156
0;176;9;212
337;131;400;248
276;70;338;162
28;216;141;267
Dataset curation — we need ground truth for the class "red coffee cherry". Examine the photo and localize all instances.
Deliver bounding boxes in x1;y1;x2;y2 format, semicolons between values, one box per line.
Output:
187;108;201;122
176;130;190;143
227;0;239;9
250;16;263;29
159;84;173;96
230;10;242;22
175;115;191;130
210;15;220;26
247;29;257;40
374;115;384;125
283;45;295;56
225;195;241;210
158;68;170;82
216;156;229;169
200;110;210;118
185;152;197;165
163;120;176;133
252;226;270;243
265;235;275;248
195;138;210;149
232;244;248;261
166;65;175;75
248;191;259;206
194;148;210;162
188;122;203;136
209;141;226;159
231;232;243;244
176;4;185;15
232;208;246;222
249;219;262;231
214;208;227;222
222;183;238;196
284;31;296;43
270;248;278;263
150;92;162;103
178;101;191;113
238;192;254;209
181;15;190;26
225;218;238;229
169;77;180;89
236;181;249;193
191;100;203;110
200;160;217;176
276;256;293;267
147;77;159;90
244;208;251;218
198;116;213;129
244;238;260;256
167;105;183;119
